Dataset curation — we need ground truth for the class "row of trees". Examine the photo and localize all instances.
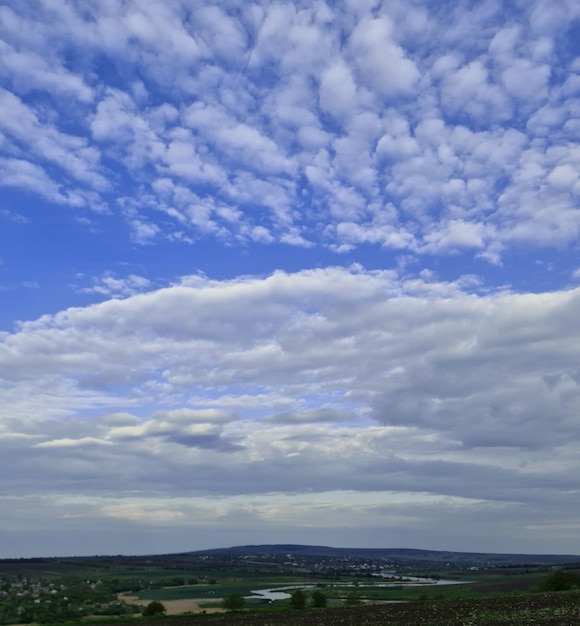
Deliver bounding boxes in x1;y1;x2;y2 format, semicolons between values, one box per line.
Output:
289;589;328;609
540;570;580;591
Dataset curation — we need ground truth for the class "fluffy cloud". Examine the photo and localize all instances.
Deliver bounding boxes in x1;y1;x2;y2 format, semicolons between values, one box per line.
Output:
0;0;579;257
349;16;420;98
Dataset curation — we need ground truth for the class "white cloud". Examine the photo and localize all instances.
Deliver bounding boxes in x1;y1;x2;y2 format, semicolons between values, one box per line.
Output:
91;88;168;171
163;136;226;187
194;6;248;63
349;16;420;99
547;164;579;190
319;60;359;120
421;219;491;253
129;219;160;244
2;268;579;463
0;40;93;102
500;59;551;102
0;158;75;205
497;141;580;245
440;59;513;123
0;0;577;258
102;502;186;524
0;207;28;223
0;88;107;201
80;272;152;299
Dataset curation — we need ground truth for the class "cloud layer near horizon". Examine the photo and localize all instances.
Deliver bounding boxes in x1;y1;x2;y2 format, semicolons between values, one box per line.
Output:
2;267;580;555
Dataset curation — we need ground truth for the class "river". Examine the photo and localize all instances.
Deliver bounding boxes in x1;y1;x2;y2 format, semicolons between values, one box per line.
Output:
248;576;469;601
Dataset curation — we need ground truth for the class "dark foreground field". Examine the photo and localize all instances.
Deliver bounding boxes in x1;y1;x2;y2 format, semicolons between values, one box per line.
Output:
94;591;580;626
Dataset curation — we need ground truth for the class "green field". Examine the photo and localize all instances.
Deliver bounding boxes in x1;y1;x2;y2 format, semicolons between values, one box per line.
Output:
2;552;580;625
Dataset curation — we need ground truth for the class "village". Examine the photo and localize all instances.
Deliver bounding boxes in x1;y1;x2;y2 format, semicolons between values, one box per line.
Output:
0;575;135;624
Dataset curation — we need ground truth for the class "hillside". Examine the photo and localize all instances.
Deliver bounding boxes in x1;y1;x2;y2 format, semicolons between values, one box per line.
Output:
190;544;580;567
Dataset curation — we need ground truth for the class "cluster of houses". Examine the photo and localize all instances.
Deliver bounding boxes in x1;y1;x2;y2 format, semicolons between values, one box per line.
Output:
0;577;128;623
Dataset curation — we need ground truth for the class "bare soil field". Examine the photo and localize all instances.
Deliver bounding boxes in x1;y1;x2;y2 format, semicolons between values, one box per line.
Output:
119;593;225;615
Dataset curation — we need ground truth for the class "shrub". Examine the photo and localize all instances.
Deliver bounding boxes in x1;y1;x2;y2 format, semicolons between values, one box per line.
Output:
289;588;307;609
541;570;580;591
143;600;166;616
311;589;327;607
222;593;246;611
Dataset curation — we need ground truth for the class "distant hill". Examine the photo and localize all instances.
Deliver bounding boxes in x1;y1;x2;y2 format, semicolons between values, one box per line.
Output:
190;544;580;567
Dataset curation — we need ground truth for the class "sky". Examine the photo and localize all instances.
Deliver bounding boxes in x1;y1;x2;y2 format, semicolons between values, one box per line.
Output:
1;0;580;559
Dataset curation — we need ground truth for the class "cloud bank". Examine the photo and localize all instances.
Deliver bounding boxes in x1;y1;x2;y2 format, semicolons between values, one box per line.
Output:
2;268;580;555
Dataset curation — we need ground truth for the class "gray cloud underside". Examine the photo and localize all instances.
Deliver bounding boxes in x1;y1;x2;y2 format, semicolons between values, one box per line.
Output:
1;0;580;257
1;268;579;552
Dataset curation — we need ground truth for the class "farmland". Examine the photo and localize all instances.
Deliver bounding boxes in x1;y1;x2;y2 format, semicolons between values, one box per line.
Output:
95;592;580;626
1;547;580;625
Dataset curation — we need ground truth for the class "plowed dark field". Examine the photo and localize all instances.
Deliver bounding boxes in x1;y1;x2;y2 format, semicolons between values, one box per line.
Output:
96;591;580;625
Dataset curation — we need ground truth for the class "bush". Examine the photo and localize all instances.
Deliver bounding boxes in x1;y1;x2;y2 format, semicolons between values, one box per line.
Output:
143;600;166;616
289;589;307;609
222;593;246;611
541;570;580;591
311;589;327;607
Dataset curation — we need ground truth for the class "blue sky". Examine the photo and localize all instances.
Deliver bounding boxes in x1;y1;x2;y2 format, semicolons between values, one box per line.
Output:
1;0;580;558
